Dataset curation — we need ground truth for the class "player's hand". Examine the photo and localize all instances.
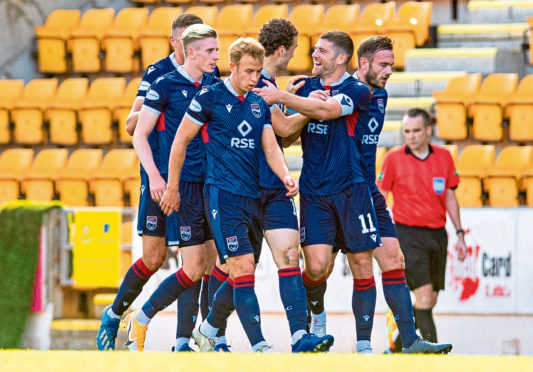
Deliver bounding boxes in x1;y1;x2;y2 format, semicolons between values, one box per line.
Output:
283;175;299;197
456;235;467;262
309;89;330;101
159;187;180;216
252;79;281;105
286;75;307;94
148;173;166;202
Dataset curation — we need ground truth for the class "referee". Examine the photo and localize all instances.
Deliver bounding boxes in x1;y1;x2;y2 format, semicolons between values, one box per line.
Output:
378;108;466;343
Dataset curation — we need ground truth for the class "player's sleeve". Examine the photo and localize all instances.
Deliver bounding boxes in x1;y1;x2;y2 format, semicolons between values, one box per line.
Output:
285;78;309;115
136;64;159;99
185;87;212;127
141;77;166;115
377;152;395;192
445;150;460;189
330;82;371;116
263;102;273;130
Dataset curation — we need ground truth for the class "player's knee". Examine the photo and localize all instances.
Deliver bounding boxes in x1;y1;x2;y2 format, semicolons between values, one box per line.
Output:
142;255;165;272
305;261;328;279
285;246;300;266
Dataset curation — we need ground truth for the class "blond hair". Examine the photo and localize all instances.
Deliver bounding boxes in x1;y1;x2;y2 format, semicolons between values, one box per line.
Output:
181;24;218;53
229;37;265;66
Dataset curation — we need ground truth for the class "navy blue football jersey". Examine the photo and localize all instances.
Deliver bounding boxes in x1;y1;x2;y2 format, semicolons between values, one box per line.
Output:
185;79;273;198
142;66;220;181
255;69;284;190
353;73;388;194
295;72;371;195
136;53;180;177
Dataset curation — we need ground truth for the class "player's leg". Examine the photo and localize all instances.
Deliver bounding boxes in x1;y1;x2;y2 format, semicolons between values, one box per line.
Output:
206;256;231;350
97;182;167;351
200;239;218;319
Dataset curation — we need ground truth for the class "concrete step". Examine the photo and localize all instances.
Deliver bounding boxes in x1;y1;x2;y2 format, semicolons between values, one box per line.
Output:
386;71;467;97
405;47;499;74
437;23;527;50
468;1;533;23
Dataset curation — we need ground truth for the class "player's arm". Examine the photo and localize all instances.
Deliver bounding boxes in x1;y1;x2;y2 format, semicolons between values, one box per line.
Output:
125;98;144;135
254;80;342;121
132;109;165;202
159;117;202;216
445;188;467;261
262;126;298;197
270;105;309;138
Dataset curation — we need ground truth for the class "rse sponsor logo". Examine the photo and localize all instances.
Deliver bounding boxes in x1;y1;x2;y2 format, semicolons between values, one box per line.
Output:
307;122;328;134
146;89;160;101
362;134;379;145
231;138;254;148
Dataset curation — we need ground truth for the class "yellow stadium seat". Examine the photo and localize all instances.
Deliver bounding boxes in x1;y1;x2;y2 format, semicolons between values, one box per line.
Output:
433;74;482;140
0;149;34;204
0;80;24;145
311;5;360;45
471;73;518;142
165;0;193;3
35;9;80;74
288;5;325;73
46;78;88;146
442;144;458;164
78;78;126;145
56;149;103;206
455;145;495;207
138;7;182;70
102;8;149;73
244;5;289;36
115;77;141;144
384;2;433;46
187;6;218;26
68;8;115;73
124;163;141;207
486;145;532;207
198;0;226;5
214;5;253;73
11;78;58;145
348;2;396;69
91;149;139;207
22;149;68;202
528;17;533;65
507;74;533;141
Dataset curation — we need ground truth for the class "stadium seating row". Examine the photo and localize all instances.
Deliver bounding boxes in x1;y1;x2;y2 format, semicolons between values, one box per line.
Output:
35;2;432;74
433;73;533;142
0;77;139;145
0;148;140;207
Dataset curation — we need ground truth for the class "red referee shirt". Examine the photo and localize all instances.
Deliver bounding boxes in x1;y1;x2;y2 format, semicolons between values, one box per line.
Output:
377;144;459;229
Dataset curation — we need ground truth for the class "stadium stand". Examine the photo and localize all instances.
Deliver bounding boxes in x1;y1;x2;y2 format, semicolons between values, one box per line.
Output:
47;78;89;146
0;79;24;145
455;145;496;207
35;9;81;74
187;6;218;25
244;4;289;36
529;17;533;65
287;4;325;72
115;77;142;145
68;8;115;73
11;78;58;145
507;74;533;141
0;149;34;204
470;73;518;142
138;7;183;70
21;148;68;202
311;4;360;46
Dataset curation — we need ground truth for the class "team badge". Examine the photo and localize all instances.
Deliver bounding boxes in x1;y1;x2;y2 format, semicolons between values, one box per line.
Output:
433;177;445;195
377;98;385;113
226;236;239;252
251;103;261;118
331;90;339;95
299;227;306;242
180;226;191;241
146;216;157;231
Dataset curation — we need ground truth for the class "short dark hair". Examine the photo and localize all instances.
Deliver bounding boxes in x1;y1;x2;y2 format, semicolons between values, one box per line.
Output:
172;13;203;32
319;30;354;64
406;108;431;127
258;18;298;57
357;35;394;63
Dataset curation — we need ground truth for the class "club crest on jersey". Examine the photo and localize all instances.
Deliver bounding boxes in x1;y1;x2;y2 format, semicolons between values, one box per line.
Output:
300;227;306;242
146;216;157;231
377;98;385;113
331;90;339;95
226;236;239;252
180;226;191;241
251;104;261;118
433;177;445;195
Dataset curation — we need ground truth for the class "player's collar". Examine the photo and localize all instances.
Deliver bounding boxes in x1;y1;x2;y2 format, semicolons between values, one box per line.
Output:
169;52;181;70
177;65;202;85
320;72;350;88
224;77;249;99
261;68;275;83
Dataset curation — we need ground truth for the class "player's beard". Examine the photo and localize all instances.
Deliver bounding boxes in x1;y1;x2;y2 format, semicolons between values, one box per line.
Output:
364;67;384;90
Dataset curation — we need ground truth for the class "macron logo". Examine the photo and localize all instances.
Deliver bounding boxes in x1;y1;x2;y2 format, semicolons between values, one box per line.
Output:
226;104;232;113
212;209;218;219
363;315;370;322
371;234;377;242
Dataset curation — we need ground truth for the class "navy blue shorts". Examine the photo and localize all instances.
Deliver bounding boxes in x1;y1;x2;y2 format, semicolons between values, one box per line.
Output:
136;172;179;246
300;182;382;253
372;190;397;238
177;181;212;247
204;185;263;264
260;188;299;231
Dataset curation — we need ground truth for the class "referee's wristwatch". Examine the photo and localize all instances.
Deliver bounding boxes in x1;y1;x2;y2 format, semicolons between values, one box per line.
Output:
456;229;465;236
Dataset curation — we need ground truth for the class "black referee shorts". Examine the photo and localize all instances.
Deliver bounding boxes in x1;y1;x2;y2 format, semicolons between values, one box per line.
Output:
395;223;448;291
